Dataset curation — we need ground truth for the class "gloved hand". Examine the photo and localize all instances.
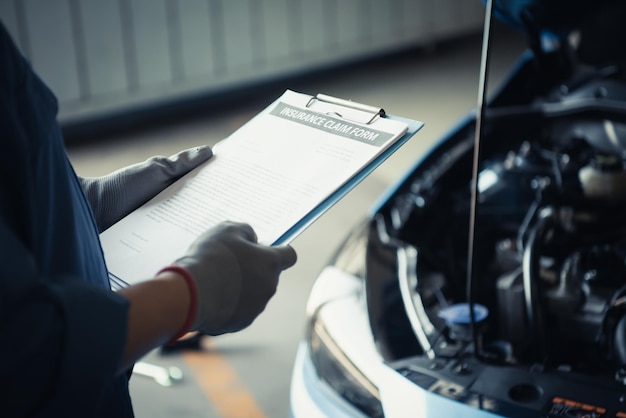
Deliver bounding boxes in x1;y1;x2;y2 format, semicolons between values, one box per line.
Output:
79;146;213;232
163;222;297;336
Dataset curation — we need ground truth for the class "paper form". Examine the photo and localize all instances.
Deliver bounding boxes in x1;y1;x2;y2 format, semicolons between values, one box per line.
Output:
100;90;414;286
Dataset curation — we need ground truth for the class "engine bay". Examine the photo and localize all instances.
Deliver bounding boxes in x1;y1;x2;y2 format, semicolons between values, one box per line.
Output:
374;26;626;417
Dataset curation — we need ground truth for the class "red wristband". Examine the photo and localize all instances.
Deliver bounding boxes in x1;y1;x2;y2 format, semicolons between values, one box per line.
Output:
158;265;198;344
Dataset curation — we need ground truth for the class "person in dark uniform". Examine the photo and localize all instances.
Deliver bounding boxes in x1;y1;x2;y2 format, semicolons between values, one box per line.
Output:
0;22;296;417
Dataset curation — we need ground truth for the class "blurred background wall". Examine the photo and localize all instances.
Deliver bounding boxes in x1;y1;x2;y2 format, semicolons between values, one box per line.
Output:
0;0;484;134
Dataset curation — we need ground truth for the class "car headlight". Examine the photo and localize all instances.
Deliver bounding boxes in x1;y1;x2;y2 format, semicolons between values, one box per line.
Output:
308;309;384;418
304;220;384;417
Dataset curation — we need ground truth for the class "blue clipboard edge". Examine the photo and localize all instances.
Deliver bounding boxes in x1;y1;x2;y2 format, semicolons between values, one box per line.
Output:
272;115;424;246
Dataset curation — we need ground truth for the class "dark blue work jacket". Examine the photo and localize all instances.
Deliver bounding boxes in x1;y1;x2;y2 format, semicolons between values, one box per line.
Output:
0;22;132;417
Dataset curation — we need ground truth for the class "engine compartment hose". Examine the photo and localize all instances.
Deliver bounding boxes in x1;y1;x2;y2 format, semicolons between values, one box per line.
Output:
522;207;554;364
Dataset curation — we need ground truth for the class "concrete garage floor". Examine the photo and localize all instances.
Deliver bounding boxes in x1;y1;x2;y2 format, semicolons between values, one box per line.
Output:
66;21;526;418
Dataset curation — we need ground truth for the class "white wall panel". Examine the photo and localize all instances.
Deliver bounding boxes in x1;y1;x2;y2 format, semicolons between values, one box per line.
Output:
260;0;292;64
79;0;128;97
458;0;487;32
369;0;404;51
24;0;81;103
299;0;329;55
400;0;434;45
0;0;485;126
178;0;217;80
220;1;255;72
335;0;365;49
130;0;172;88
429;0;456;37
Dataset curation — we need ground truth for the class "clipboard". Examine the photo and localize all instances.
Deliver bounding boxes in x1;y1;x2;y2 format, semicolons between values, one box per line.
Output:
101;89;424;287
273;93;423;245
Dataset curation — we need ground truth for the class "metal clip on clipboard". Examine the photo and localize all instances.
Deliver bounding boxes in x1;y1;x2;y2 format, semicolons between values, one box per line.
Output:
306;93;386;125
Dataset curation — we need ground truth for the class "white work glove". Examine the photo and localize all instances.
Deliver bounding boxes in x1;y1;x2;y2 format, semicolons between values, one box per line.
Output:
162;222;297;336
79;146;213;232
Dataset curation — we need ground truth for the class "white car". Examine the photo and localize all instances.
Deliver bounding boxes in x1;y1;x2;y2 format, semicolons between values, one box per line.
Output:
290;0;626;416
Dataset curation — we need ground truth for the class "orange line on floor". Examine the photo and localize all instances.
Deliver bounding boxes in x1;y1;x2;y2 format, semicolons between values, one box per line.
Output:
182;339;267;418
